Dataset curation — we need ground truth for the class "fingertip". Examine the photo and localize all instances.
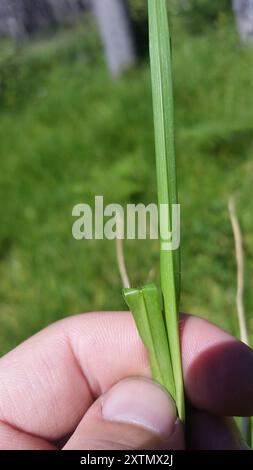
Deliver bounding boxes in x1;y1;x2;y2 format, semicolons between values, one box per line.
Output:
102;377;177;437
180;315;253;416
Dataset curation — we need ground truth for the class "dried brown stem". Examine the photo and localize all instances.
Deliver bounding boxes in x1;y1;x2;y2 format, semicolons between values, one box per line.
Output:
228;196;248;345
115;212;130;289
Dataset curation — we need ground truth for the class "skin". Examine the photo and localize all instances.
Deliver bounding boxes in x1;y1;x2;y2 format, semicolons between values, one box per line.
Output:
0;312;252;450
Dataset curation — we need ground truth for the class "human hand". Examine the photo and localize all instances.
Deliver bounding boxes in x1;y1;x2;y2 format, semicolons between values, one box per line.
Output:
0;312;252;450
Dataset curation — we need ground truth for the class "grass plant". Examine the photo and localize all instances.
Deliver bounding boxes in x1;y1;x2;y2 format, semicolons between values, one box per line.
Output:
124;0;184;420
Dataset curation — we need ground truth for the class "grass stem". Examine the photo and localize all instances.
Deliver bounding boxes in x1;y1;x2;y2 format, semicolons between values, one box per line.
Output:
148;0;184;420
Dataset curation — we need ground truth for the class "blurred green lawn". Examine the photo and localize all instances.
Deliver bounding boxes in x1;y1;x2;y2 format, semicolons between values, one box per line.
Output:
0;18;253;355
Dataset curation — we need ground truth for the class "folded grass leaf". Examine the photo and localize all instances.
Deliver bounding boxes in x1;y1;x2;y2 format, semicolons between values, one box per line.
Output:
123;284;176;401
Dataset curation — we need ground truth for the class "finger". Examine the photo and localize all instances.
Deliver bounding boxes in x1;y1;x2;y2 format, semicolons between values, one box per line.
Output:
0;312;148;443
186;408;249;450
180;314;253;416
64;378;184;450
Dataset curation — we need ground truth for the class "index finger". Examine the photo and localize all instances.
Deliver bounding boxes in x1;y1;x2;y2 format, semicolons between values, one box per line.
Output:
180;314;253;416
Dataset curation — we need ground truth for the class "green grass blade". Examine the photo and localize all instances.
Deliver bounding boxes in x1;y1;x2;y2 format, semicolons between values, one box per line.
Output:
148;0;184;419
148;0;180;301
123;283;176;401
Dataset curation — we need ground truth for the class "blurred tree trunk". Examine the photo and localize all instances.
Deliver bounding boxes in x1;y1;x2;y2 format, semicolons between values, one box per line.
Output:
92;0;136;77
233;0;253;41
0;0;89;39
0;0;26;39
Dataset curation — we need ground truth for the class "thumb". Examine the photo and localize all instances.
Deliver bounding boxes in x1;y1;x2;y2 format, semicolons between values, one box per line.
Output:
64;377;185;450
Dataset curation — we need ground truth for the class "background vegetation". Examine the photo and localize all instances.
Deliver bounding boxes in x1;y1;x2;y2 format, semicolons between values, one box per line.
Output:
0;6;253;355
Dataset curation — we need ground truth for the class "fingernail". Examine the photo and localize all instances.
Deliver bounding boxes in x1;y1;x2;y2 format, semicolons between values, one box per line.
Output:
102;377;177;437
